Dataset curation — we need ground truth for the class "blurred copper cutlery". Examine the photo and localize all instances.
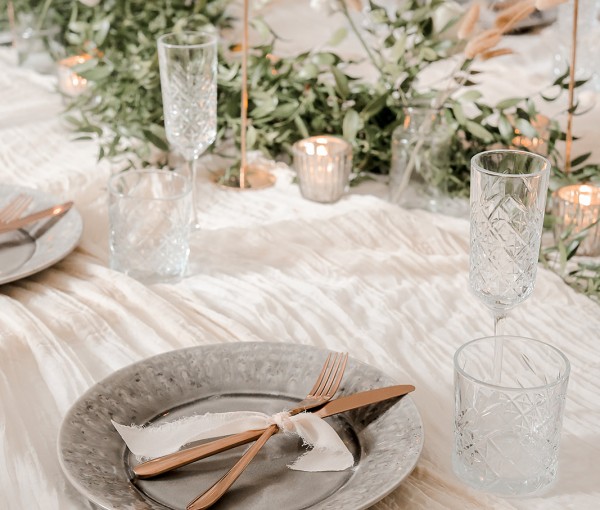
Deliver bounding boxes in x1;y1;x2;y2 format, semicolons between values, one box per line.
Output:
0;194;33;224
187;384;416;510
0;200;73;235
186;352;349;510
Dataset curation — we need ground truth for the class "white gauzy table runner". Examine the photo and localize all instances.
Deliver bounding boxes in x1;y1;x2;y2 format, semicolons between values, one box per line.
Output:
1;17;600;510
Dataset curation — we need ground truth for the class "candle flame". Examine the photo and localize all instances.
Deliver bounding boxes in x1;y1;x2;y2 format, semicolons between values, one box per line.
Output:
579;185;592;206
316;145;328;156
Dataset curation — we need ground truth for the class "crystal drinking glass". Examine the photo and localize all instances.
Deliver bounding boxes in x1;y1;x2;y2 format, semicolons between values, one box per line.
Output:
469;150;550;336
157;31;217;230
453;335;569;496
109;170;192;284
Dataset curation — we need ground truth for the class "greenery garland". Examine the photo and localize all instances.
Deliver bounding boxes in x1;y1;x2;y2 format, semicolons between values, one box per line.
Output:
6;0;600;301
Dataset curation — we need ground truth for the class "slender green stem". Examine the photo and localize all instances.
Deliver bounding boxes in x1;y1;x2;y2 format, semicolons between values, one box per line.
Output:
394;57;469;197
338;2;383;78
36;0;53;31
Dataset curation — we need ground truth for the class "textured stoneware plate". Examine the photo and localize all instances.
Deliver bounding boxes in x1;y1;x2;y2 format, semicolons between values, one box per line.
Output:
0;185;82;285
59;342;423;510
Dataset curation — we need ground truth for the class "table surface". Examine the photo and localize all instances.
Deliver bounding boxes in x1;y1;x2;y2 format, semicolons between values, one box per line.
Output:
1;4;599;509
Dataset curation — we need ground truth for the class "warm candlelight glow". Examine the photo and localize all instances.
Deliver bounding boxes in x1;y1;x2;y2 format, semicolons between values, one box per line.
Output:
292;135;353;203
578;185;592;206
554;183;600;256
316;145;328;157
511;115;550;155
57;54;92;97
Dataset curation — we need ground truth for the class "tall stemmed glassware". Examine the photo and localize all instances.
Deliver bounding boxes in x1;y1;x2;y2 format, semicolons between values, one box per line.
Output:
157;31;217;230
470;150;550;336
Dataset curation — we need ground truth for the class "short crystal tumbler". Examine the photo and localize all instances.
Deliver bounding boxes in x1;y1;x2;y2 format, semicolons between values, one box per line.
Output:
453;336;570;496
109;170;192;283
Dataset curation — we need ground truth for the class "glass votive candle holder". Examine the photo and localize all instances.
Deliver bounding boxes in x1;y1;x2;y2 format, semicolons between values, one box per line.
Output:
57;54;92;97
553;183;600;256
292;135;352;203
108;170;192;284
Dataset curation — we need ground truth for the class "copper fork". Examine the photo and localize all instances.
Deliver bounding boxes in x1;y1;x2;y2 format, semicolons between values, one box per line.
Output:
134;352;349;479
186;351;349;510
0;194;33;224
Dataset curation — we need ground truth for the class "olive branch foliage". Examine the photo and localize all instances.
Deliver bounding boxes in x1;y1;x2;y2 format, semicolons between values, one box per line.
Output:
6;0;600;301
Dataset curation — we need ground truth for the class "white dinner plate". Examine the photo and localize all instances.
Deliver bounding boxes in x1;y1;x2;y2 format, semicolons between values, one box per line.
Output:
0;185;82;285
59;342;424;510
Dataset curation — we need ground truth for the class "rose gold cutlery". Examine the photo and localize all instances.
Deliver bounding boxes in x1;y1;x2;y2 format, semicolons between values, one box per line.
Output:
0;194;33;224
186;384;415;510
134;351;348;479
0;201;73;235
185;352;349;510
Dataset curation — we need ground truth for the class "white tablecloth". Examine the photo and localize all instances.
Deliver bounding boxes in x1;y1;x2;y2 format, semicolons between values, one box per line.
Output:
1;5;600;509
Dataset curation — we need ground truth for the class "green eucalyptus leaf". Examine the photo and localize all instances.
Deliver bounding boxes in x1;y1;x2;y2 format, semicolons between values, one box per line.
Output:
331;66;350;99
515;118;536;138
342;108;362;141
452;103;466;125
294;116;309;139
495;97;523;110
298;63;319;80
360;94;387;120
459;90;482;102
570;152;592;168
246;124;257;149
327;27;348;46
72;58;99;74
142;127;168;151
250;18;272;41
498;115;513;140
465;120;493;142
93;19;110;45
312;53;336;66
420;47;438;61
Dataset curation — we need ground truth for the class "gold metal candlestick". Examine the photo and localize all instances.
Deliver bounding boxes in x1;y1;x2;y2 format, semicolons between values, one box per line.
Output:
214;0;275;191
7;0;16;48
564;0;579;174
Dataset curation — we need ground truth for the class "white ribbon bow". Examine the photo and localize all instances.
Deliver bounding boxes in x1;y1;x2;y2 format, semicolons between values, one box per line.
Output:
112;410;354;472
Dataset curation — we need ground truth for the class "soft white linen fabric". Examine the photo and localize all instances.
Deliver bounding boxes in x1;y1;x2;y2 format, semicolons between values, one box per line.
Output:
113;409;355;471
1;4;600;509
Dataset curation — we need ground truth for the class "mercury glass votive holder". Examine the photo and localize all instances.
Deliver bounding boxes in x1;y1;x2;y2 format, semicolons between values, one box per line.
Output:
57;54;91;97
553;184;600;256
292;135;353;203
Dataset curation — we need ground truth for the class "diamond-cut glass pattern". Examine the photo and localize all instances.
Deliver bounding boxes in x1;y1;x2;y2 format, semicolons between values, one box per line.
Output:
454;374;567;495
453;337;569;496
469;155;549;311
109;171;192;283
158;34;217;162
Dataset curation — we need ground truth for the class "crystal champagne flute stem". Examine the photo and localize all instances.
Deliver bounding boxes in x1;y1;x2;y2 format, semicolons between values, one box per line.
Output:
492;311;507;383
189;157;200;230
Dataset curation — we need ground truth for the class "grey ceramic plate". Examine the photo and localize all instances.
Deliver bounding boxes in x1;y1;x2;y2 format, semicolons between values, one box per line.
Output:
59;342;423;510
0;185;82;285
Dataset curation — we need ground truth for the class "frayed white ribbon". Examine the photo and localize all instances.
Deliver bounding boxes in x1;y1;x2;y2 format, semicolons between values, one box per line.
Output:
112;410;354;472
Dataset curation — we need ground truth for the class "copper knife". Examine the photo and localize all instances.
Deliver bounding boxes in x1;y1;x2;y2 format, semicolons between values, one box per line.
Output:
133;384;415;479
0;201;73;234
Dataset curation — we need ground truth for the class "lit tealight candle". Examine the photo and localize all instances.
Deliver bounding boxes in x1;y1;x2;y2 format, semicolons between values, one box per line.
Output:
57;54;92;97
511;114;550;156
292;136;353;203
553;183;600;256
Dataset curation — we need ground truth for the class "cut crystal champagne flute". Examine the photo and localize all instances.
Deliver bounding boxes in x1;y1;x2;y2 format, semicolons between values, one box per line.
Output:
469;150;550;336
157;31;217;230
